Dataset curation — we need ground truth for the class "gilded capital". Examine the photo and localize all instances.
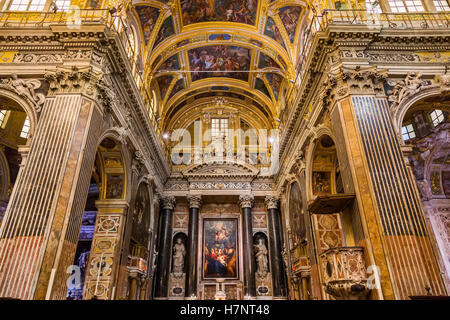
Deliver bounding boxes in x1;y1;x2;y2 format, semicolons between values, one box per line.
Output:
265;195;279;210
161;195;176;210
238;194;254;208
187;195;202;209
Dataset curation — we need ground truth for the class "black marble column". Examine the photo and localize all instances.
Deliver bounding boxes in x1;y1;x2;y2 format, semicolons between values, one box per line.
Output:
154;195;176;298
266;195;287;298
239;194;256;297
185;195;202;298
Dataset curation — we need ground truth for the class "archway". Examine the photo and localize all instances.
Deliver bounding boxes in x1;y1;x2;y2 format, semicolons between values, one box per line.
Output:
399;93;450;288
0;94;35;227
65;136;129;300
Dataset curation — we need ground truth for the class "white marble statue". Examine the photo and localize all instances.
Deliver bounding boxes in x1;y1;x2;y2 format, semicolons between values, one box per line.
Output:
254;238;268;277
172;237;186;274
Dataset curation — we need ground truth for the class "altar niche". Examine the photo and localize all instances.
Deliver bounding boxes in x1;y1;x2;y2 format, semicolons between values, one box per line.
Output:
253;232;272;297
168;232;188;298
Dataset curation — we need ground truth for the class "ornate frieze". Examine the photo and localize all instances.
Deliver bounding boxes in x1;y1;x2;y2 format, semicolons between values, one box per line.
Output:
189;181;251;190
239;194;254;208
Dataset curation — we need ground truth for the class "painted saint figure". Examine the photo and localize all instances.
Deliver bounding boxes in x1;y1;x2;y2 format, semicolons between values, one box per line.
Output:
172;237;186;274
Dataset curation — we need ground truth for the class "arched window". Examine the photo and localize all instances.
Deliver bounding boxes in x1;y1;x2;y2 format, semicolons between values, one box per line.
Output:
8;0;46;11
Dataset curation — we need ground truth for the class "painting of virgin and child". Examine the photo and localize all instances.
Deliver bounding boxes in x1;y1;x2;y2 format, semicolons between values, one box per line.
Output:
203;219;238;279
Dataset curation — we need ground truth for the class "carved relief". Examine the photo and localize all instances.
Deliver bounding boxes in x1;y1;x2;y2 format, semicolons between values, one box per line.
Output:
0;74;45;112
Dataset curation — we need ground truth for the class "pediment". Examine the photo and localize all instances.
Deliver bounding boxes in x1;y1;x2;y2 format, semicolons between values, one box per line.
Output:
182;158;259;179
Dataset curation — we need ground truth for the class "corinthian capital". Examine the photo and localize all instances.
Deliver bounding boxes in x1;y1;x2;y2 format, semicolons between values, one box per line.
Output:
238;194;254;209
187;195;202;209
265;195;279;210
161;195;176;210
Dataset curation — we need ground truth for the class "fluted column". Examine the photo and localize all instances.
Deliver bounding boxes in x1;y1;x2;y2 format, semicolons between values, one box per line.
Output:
0;68;105;300
154;195;175;298
239;194;256;297
185;195;201;298
265;195;287;298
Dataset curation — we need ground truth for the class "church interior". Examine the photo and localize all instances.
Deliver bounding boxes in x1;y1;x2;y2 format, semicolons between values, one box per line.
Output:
0;0;449;301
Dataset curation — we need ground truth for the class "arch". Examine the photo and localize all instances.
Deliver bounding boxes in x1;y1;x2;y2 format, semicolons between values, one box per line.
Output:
392;85;443;143
0;88;38;144
95;132;131;202
304;126;338;201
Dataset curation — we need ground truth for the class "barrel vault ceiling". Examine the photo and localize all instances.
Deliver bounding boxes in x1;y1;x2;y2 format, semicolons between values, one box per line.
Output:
131;0;308;129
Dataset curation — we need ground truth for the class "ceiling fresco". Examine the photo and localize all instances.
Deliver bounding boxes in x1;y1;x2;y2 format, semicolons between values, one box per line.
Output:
130;0;307;127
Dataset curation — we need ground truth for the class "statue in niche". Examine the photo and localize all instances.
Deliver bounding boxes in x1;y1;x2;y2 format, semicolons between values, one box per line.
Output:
254;238;268;277
172;237;186;275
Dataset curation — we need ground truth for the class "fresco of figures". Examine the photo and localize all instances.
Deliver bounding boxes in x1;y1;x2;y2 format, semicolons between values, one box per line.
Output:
168;78;185;100
264;16;285;49
154;16;175;48
135;5;160;44
181;0;258;25
156;75;173;100
259;52;280;69
255;78;269;98
279;6;302;43
188;45;251;82
157;54;180;72
266;73;282;100
203;219;238;279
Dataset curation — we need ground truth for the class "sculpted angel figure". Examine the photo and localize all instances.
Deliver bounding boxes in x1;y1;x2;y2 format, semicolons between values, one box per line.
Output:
172;237;186;274
254;238;268;276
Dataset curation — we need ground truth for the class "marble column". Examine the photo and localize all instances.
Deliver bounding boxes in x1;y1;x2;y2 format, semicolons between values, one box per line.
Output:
239;194;256;297
265;195;287;298
0;68;105;300
154;195;176;298
185;195;202;298
128;272;138;300
300;270;311;300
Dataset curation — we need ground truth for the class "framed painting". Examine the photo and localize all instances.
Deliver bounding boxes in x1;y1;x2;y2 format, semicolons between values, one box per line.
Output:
202;218;238;279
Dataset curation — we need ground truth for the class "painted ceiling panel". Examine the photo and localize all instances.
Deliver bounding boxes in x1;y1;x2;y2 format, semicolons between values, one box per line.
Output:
135;5;160;45
188;45;251;82
154;16;175;48
133;0;307;127
180;0;258;26
279;6;303;43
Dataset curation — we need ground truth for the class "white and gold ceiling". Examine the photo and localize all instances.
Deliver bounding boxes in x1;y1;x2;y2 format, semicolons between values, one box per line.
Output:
127;0;309;129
